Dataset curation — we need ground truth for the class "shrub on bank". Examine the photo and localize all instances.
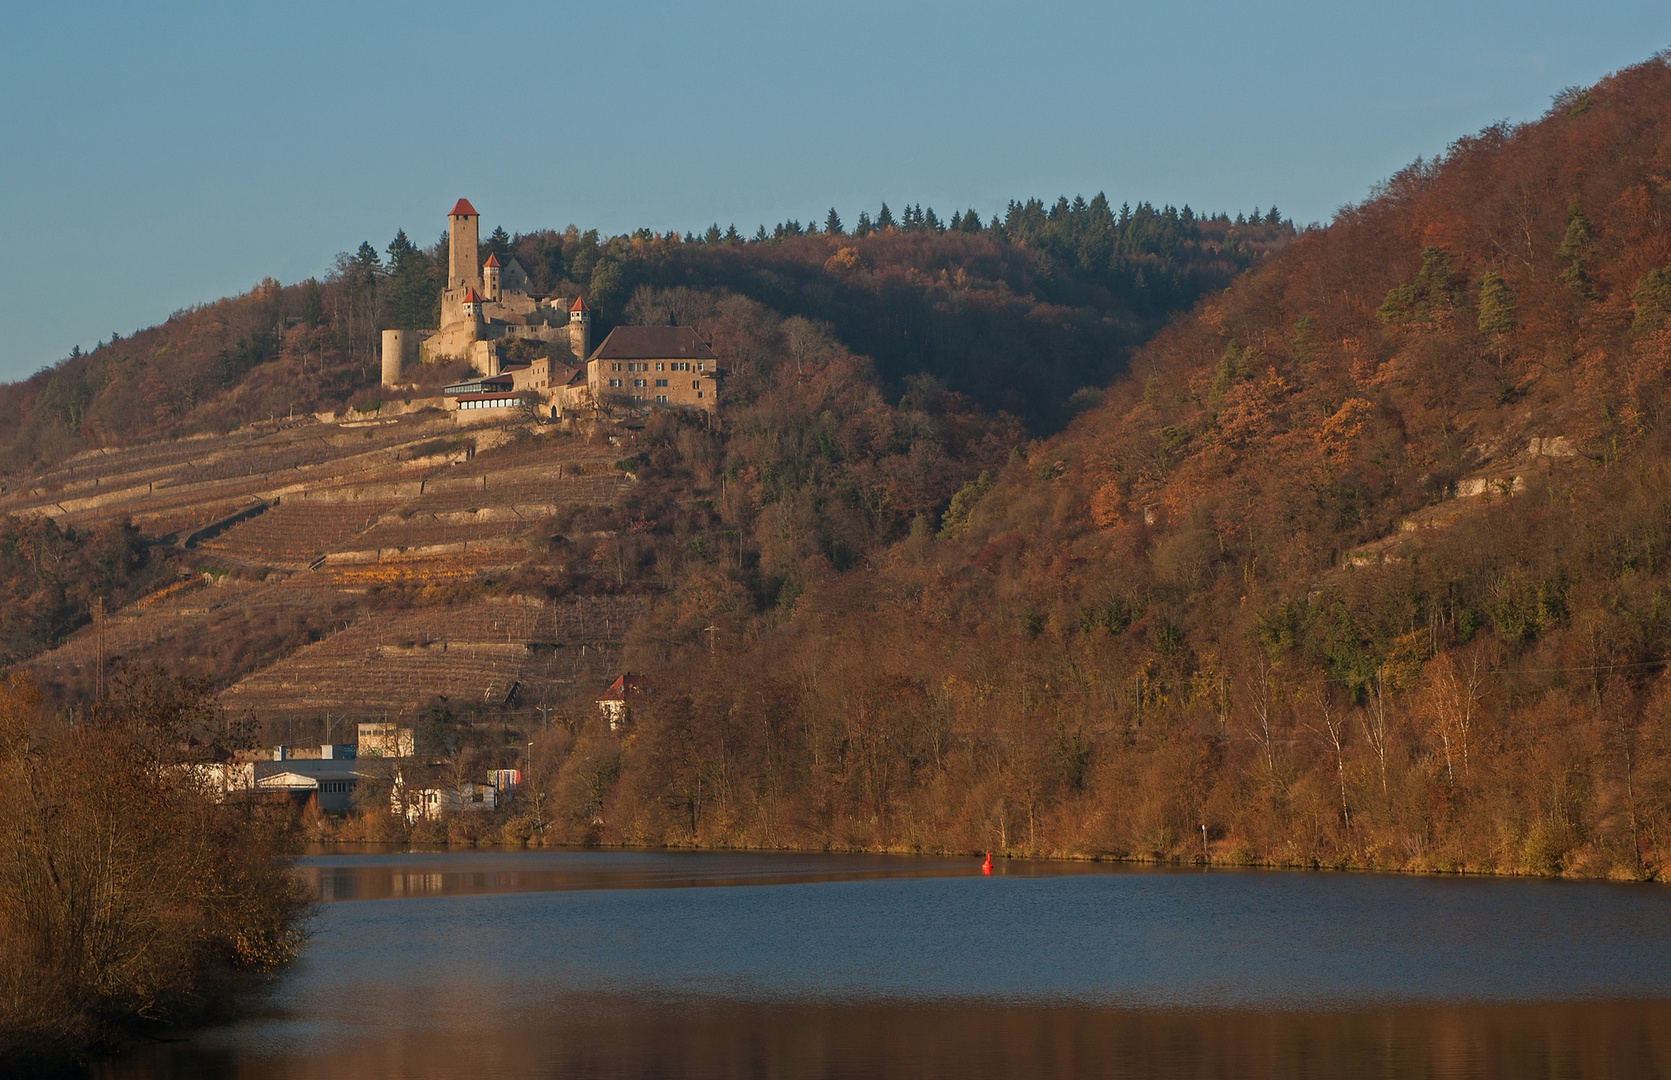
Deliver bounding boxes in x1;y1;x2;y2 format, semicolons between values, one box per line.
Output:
0;672;311;1069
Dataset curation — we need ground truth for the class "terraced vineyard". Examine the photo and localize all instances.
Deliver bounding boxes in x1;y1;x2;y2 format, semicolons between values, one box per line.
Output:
1;408;652;730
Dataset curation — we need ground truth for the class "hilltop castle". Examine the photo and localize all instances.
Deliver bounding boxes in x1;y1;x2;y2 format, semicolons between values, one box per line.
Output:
382;199;720;418
419;199;590;375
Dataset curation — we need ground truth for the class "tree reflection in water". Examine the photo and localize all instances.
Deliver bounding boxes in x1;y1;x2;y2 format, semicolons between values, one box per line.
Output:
88;850;1671;1080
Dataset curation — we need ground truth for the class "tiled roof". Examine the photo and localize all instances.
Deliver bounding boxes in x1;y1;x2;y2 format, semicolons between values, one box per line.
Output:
570;295;590;312
588;326;718;362
483;253;500;267
598;672;649;700
450;198;479;217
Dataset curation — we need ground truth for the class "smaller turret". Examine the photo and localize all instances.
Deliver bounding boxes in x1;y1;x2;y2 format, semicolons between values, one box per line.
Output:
483;253;501;303
462;286;483;322
569;294;591;363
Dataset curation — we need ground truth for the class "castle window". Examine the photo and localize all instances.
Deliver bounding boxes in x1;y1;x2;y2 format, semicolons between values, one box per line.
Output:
692;381;699;389
656;395;668;404
656;363;665;372
655;379;668;387
697;391;703;399
697;362;704;371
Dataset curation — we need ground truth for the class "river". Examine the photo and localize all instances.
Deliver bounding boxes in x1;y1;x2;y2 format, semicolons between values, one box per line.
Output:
91;849;1671;1079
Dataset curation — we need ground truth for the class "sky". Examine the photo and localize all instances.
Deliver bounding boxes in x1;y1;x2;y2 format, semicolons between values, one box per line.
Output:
1;1;1666;383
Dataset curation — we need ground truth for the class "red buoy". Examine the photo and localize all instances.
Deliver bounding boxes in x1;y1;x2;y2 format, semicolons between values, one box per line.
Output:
982;852;992;875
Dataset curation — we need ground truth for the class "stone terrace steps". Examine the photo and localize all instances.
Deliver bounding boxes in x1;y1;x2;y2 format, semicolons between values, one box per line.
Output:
219;595;644;719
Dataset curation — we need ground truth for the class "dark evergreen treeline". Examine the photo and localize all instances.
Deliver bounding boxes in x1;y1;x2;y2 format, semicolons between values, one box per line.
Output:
0;195;1292;475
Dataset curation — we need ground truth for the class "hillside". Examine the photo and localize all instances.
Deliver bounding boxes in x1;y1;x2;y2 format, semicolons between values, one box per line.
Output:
20;52;1671;882
0;198;1290;480
585;58;1671;878
2;408;640;729
0;196;1289;731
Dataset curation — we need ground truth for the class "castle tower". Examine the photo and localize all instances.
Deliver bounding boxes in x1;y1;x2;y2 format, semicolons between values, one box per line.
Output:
448;198;481;292
569;295;591;365
462;286;483;323
483;253;501;302
381;329;411;388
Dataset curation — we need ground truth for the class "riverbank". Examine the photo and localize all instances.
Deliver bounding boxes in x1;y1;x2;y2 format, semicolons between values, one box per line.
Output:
0;673;312;1074
299;830;1664;886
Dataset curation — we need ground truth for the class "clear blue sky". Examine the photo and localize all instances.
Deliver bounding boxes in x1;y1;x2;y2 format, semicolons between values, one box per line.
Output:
1;1;1665;383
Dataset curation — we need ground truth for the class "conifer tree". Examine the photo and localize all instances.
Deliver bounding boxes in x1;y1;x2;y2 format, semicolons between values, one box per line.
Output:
1477;271;1516;336
876;204;895;231
1630;265;1671;334
301;279;322;329
1558;201;1597;300
385;230;439;331
825;208;844;235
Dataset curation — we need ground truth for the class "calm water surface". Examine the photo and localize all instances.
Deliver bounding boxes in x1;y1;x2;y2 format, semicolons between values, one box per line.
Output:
93;850;1671;1079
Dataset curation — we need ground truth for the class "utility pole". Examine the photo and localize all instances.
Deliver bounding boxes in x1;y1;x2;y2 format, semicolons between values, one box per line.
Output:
92;596;106;700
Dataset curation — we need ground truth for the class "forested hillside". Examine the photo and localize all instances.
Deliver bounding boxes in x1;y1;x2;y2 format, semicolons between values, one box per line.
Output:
21;59;1671;883
572;57;1671;880
0;199;1290;475
0;196;1288;677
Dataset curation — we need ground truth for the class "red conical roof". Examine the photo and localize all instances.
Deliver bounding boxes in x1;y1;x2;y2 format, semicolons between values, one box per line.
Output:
570;295;589;312
463;287;482;303
483;253;500;267
450;198;479;217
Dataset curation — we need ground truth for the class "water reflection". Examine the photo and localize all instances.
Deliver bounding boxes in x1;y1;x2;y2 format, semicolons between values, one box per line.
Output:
90;852;1671;1080
302;847;1104;901
97;998;1671;1080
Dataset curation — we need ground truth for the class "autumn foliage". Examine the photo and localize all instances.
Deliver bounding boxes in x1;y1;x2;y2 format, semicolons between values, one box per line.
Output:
0;669;309;1066
562;57;1671;879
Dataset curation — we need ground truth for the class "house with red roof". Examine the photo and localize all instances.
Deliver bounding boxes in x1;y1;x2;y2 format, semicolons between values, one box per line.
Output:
586;325;721;414
596;672;649;732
